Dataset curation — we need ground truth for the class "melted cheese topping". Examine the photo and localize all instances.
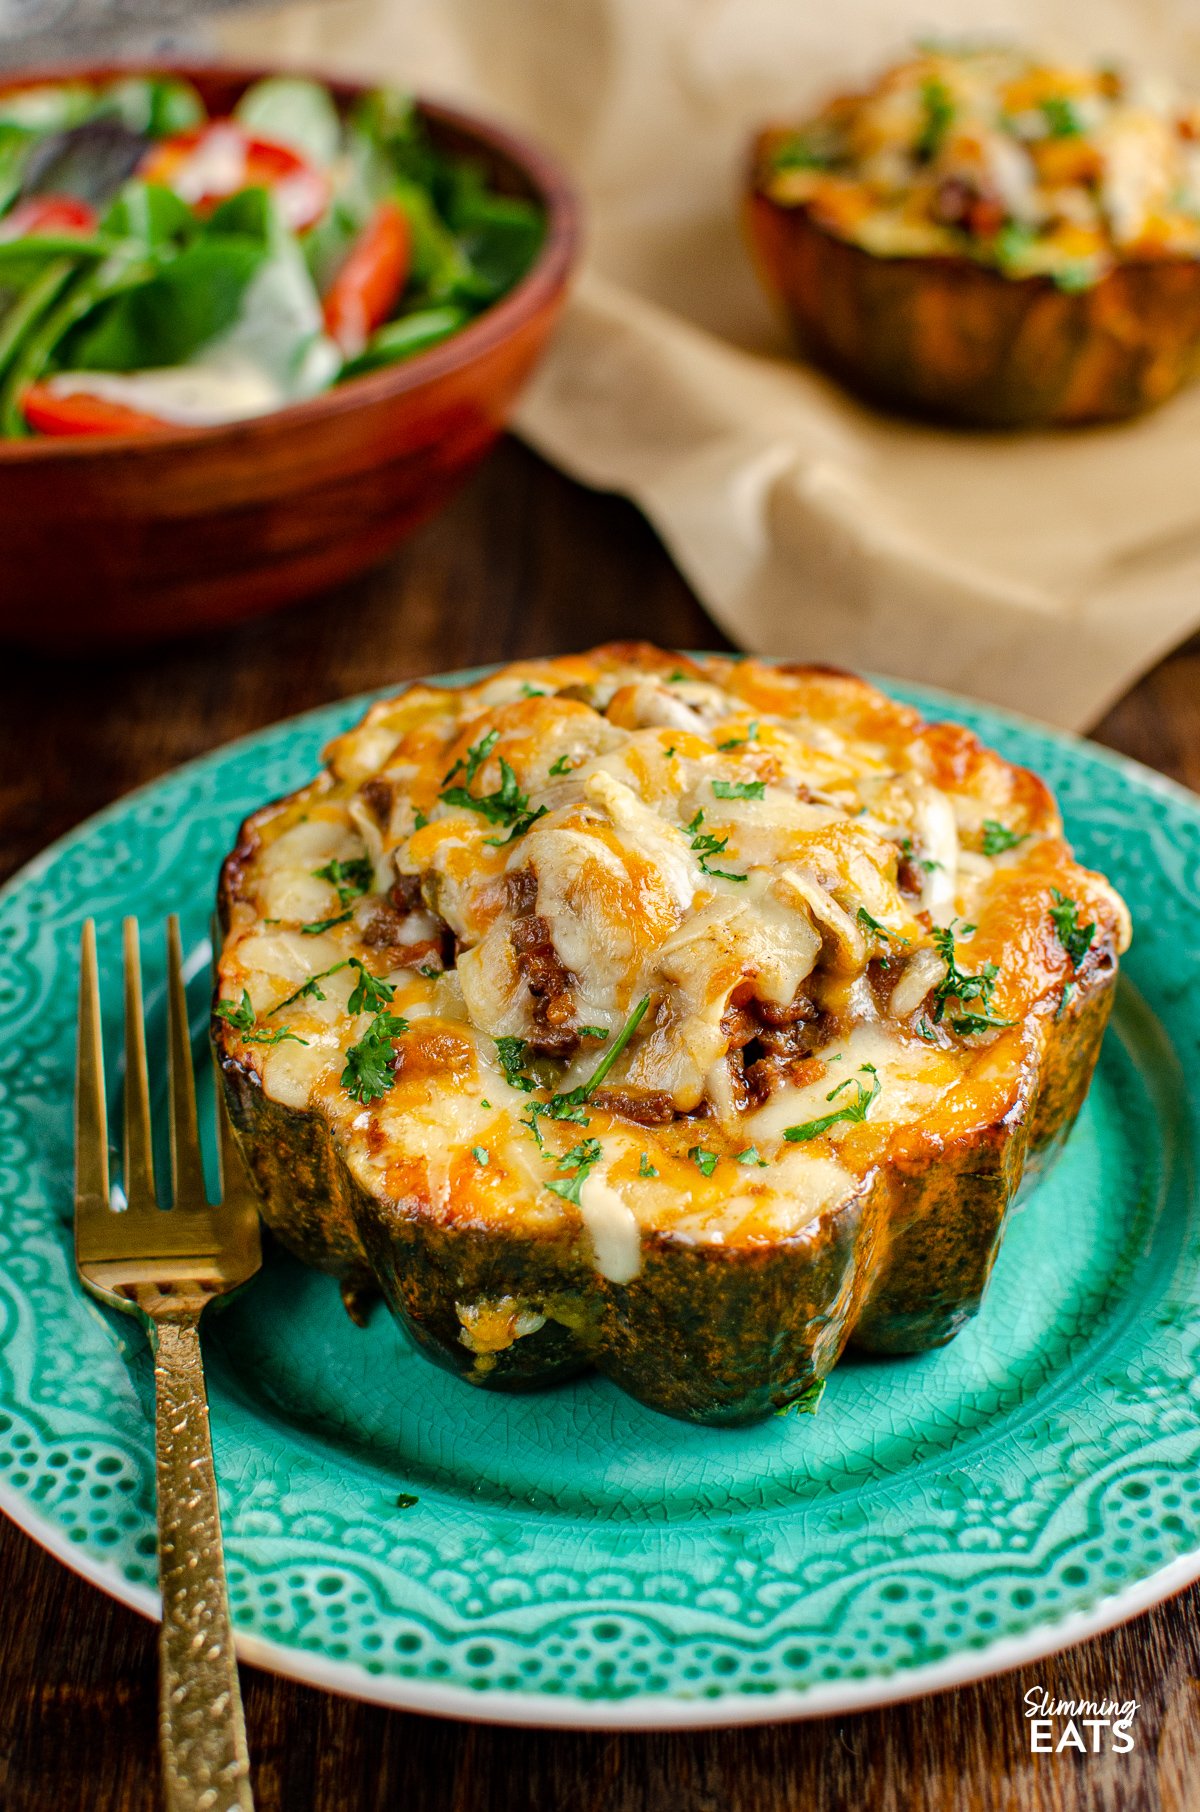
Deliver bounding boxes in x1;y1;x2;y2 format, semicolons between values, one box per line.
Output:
758;45;1200;281
217;645;1131;1276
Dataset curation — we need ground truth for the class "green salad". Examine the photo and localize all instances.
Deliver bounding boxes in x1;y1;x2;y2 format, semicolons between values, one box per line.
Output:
0;73;545;436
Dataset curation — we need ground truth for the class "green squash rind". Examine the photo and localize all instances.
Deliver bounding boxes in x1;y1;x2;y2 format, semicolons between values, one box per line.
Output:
215;938;1118;1426
745;175;1200;427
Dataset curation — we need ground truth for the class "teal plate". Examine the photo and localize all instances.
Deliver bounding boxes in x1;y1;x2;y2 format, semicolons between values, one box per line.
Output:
2;671;1199;1728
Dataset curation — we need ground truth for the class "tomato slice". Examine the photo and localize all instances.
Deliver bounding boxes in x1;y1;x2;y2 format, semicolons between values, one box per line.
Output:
0;195;98;241
322;200;412;356
22;382;172;437
138;121;329;232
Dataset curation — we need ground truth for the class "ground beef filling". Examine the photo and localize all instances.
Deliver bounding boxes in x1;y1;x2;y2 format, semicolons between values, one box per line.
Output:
359;876;453;973
506;866;579;1056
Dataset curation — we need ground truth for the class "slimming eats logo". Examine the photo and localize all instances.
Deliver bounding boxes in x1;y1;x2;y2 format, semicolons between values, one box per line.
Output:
1025;1686;1139;1753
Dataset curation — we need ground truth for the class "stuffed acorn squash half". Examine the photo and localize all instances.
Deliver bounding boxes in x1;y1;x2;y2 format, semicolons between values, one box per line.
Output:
748;44;1200;426
214;645;1130;1424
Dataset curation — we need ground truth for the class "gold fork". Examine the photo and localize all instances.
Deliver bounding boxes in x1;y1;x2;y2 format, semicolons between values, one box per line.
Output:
76;915;261;1812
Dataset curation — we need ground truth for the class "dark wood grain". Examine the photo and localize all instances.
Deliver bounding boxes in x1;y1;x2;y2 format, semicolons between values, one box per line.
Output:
2;437;1198;1812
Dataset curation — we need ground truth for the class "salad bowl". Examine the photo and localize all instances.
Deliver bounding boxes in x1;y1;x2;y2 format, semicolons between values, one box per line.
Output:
0;62;579;651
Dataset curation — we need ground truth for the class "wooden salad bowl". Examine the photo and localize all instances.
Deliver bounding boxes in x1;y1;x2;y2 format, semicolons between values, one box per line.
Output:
0;63;580;651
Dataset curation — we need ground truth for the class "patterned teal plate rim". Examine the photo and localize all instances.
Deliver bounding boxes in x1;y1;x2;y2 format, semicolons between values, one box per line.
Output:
2;663;1199;1730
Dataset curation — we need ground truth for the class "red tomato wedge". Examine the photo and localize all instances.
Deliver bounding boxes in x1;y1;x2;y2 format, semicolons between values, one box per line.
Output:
22;383;172;437
322;201;412;356
0;195;98;240
138;121;330;232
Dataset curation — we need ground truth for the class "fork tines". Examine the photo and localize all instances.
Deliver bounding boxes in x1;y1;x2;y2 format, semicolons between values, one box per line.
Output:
74;916;260;1307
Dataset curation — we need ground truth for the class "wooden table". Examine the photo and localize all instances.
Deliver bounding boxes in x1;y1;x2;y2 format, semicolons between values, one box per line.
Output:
3;439;1199;1811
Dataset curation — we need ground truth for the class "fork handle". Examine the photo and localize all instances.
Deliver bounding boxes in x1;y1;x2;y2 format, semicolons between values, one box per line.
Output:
153;1309;255;1812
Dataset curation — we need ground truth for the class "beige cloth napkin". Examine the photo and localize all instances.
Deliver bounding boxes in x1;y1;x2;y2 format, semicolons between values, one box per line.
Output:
222;0;1200;729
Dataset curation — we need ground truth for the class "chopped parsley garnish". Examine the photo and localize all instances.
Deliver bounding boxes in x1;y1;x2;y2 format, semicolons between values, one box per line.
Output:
300;910;354;936
981;819;1028;857
495;1036;537;1093
413;811;428;832
486;806;547;845
522;994;653;1138
443;728;498;786
313;855;373;907
783;1064;880;1143
341;1011;409;1104
930;922;1013;1037
769;134;831;174
418;964;440;979
481;1098;492;1109
346;958;396;1016
1049;888;1096;970
994;220;1037;273
441;743;547;845
562;995;650;1101
1043;95;1084;137
717;721;759;751
1053;263;1097;294
686;808;747;884
522;1098;591;1142
916;77;955;161
579;1025;609;1041
215;991;255;1031
472;1146;489;1166
544;1138;602;1204
857;906;906;944
1057;980;1075;1020
438;739;549;844
548;754;573;777
948;1011;1012;1038
667;669;689;682
735;1146;768;1168
638;1154;658;1179
519;684;548;698
395;1493;419;1510
689;1146;719;1177
274;961;351;1011
897;835;940;875
776;1378;826;1417
711;779;765;801
215;990;308;1047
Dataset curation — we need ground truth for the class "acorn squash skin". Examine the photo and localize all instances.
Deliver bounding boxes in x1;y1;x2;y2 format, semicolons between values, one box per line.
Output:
216;942;1117;1425
746;183;1200;427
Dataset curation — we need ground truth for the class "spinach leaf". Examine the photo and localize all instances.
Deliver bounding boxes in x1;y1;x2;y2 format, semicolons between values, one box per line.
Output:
0;125;35;214
101;181;196;250
444;164;543;301
0;256;75;387
343;304;467;375
0;234;113;264
204;186;278;245
0;245;155;432
388;176;472;300
351;88;442;194
65;236;268;371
